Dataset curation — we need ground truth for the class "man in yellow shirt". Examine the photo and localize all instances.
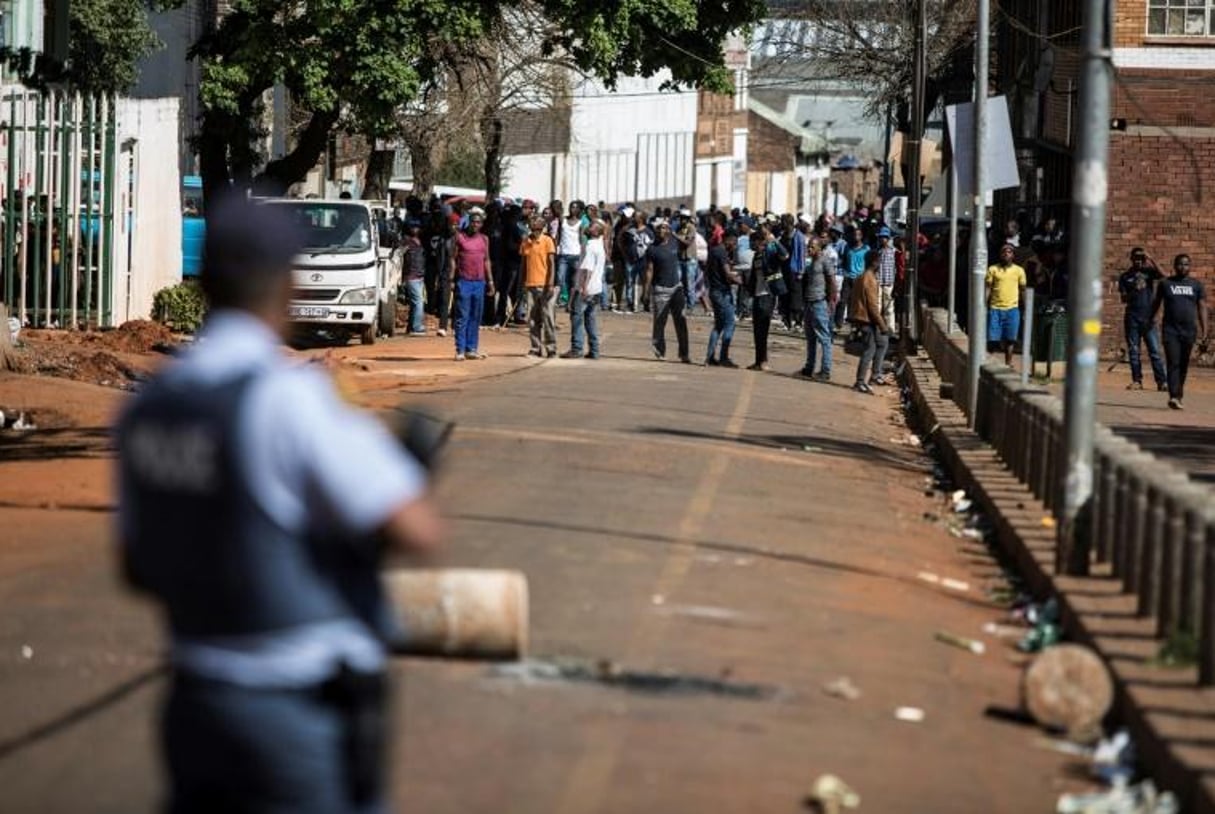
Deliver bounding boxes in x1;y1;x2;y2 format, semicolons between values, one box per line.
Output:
985;243;1027;366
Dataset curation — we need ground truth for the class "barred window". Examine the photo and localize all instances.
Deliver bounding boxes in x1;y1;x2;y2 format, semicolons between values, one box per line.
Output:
1148;0;1215;36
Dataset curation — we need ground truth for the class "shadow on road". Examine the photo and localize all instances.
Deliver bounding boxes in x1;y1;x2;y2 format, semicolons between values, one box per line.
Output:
633;426;924;473
450;511;1001;612
0;427;113;462
1108;423;1215;484
0;664;167;764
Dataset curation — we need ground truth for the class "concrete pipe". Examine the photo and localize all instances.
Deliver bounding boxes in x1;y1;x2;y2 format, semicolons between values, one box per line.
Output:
383;569;529;660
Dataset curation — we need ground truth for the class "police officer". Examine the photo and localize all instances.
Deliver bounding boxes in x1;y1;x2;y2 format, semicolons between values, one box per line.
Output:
117;194;443;813
1151;253;1209;410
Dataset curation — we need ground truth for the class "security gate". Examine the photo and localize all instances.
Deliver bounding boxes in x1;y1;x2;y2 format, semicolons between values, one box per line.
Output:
0;88;119;329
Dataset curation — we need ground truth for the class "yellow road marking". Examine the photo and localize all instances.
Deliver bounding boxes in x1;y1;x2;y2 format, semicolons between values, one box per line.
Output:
551;374;755;814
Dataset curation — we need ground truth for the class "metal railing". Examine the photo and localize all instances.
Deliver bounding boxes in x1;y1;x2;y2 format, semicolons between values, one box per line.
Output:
919;306;1215;685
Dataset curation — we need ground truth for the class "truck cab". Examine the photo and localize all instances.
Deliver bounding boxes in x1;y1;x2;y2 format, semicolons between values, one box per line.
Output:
262;198;402;345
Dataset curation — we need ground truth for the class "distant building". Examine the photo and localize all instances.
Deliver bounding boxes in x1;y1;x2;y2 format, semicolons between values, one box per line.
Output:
501;73;698;210
997;1;1215;355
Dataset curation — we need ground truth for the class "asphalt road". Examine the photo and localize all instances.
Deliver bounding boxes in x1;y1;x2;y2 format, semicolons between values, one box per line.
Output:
0;312;1085;812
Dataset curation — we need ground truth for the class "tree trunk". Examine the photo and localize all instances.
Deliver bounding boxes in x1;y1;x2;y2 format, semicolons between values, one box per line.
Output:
408;139;437;199
482;112;504;200
198;110;234;210
254;109;341;197
362;149;395;201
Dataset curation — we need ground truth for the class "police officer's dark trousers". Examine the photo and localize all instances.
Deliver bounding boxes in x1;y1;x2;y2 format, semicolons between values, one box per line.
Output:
164;670;387;814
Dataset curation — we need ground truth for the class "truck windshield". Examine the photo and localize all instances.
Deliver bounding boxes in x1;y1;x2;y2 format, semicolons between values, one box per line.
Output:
274;202;372;254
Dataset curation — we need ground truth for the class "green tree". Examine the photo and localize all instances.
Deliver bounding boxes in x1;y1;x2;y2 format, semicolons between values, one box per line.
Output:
67;0;160;94
195;0;767;202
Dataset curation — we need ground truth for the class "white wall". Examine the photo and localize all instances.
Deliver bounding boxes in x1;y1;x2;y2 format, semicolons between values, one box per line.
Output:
114;98;182;324
570;74;696;205
502;153;557;204
732;128;748;209
694;161;713;210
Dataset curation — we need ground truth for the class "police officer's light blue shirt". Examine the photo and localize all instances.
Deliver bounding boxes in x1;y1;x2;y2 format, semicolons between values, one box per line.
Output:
118;311;426;687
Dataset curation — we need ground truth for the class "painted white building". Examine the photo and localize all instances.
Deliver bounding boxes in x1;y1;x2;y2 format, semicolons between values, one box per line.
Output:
503;73;698;208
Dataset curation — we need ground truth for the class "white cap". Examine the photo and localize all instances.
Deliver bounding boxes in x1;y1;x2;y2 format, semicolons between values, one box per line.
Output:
621;206;635;218
678;207;692;217
797;213;812;225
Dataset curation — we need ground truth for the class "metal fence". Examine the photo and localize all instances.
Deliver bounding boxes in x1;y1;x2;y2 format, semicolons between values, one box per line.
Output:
0;87;119;329
920;306;1215;685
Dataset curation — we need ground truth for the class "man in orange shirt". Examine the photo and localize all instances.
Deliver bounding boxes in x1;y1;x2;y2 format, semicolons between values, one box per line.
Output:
520;215;557;357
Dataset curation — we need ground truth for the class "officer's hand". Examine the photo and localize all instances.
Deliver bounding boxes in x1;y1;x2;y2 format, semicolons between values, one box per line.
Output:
389;409;454;472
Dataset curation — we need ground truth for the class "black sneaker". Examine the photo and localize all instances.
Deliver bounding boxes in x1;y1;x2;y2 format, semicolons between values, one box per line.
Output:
719;358;739;369
1157;382;1168;392
706;356;720;366
652;347;664;360
852;382;874;395
812;371;831;383
560;349;582;359
679;356;692;364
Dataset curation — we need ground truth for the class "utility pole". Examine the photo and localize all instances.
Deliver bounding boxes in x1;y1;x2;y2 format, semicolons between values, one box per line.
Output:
966;0;990;426
1058;0;1113;576
905;0;927;341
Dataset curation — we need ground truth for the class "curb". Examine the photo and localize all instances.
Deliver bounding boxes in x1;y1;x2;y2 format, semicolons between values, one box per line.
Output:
902;349;1215;814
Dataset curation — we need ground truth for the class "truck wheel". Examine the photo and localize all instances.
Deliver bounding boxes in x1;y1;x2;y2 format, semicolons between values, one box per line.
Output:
378;300;395;338
360;322;377;345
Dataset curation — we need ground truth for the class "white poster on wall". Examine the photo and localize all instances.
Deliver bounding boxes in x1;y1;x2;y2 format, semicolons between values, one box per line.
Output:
945;96;1021;197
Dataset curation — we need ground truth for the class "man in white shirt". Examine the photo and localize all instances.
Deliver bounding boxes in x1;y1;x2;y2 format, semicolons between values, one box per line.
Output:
563;221;606;359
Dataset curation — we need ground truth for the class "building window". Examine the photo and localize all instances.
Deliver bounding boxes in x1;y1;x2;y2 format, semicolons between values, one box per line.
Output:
1148;0;1215;36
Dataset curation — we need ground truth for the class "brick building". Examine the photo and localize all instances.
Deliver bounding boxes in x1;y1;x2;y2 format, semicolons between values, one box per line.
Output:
1106;3;1215;352
997;1;1215;355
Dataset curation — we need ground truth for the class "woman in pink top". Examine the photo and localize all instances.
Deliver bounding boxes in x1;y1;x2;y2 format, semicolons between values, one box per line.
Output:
449;210;494;360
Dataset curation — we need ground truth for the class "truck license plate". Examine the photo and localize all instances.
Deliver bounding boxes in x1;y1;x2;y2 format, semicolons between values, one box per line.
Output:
289;306;329;318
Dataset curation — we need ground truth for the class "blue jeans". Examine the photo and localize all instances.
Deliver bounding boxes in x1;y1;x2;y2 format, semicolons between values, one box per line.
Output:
557;255;579;304
405;279;425;333
454;279;485;353
1125;315;1166;386
570;291;600;356
707;288;735;360
680;258;699;300
804;299;833;375
626;260;646;311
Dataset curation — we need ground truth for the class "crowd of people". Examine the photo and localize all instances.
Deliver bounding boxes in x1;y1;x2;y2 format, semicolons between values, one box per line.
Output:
388;196;910;394
386;196;1208;407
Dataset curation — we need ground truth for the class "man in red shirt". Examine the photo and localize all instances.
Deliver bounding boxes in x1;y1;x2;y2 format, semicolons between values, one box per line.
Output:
449;209;494;361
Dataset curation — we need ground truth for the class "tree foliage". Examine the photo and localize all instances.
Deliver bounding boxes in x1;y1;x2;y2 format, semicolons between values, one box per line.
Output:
68;0;161;94
196;0;767;199
754;1;977;131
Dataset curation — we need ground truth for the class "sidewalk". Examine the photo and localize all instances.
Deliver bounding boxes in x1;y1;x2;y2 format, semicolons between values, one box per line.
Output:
1020;359;1215;485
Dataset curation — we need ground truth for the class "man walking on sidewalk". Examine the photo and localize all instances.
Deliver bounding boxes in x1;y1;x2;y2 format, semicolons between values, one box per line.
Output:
705;231;740;368
801;237;838;381
644;219;690;363
563;222;605;359
850;251;890;393
1117;247;1167;391
450;210;494;361
875;227;897;335
520;216;557;358
1151;253;1208;410
985;243;1027;367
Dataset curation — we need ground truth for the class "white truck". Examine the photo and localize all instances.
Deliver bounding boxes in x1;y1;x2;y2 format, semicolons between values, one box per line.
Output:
262;198;401;345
